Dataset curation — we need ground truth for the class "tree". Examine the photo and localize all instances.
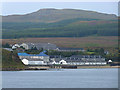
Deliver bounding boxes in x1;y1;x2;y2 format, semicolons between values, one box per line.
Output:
2;43;11;48
31;46;38;50
20;46;25;49
34;47;38;50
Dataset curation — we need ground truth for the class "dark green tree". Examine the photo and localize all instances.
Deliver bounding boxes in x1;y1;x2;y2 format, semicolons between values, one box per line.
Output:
2;43;11;48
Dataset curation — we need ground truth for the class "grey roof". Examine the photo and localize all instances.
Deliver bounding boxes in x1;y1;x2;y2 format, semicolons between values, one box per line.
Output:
50;55;103;58
24;43;57;50
50;55;105;62
58;47;84;50
27;58;44;61
49;55;64;58
71;55;103;58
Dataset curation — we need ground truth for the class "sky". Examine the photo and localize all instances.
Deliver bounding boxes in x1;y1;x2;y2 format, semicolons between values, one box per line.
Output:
2;2;118;16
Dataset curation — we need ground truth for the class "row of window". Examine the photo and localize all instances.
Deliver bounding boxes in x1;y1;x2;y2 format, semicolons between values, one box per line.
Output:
67;62;107;65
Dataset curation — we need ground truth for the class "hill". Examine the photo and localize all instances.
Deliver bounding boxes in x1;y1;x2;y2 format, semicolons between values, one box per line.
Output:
2;8;117;23
2;8;118;39
2;49;25;70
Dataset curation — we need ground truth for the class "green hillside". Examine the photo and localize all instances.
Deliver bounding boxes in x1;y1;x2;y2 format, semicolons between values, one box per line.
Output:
2;19;118;39
2;9;118;39
2;49;25;70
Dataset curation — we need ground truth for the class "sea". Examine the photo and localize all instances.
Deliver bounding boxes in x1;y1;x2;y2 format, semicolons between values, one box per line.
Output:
2;68;118;88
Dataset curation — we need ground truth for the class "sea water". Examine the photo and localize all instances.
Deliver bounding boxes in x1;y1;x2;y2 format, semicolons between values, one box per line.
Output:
2;68;118;88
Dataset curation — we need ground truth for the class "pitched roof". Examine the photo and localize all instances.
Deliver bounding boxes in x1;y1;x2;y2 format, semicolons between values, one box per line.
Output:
58;47;84;50
70;55;102;58
22;43;57;49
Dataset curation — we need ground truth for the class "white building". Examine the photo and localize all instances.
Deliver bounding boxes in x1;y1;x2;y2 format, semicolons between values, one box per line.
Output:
51;60;67;65
20;43;57;50
108;60;112;63
18;51;49;65
22;59;29;65
20;43;29;49
12;44;20;49
50;55;107;66
59;60;67;65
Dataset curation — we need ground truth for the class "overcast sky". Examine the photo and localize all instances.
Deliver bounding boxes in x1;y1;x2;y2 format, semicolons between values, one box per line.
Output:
2;2;118;16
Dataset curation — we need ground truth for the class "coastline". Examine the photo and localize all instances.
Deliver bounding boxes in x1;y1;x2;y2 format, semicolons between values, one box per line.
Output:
77;66;120;69
1;65;120;71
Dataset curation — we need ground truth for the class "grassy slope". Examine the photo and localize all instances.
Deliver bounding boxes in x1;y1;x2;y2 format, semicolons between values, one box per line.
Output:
2;19;118;39
2;49;25;70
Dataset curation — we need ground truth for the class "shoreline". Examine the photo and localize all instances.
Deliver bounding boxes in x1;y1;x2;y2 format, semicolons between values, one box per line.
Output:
77;66;120;69
1;66;120;71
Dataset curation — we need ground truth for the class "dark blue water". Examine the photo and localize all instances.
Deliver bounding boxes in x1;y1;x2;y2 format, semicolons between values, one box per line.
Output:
2;68;118;88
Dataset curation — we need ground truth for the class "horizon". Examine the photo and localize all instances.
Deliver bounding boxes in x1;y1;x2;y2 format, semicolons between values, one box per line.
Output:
2;2;118;16
2;8;118;17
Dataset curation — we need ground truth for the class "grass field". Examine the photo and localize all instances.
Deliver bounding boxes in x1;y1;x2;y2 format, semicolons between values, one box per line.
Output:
2;36;118;48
